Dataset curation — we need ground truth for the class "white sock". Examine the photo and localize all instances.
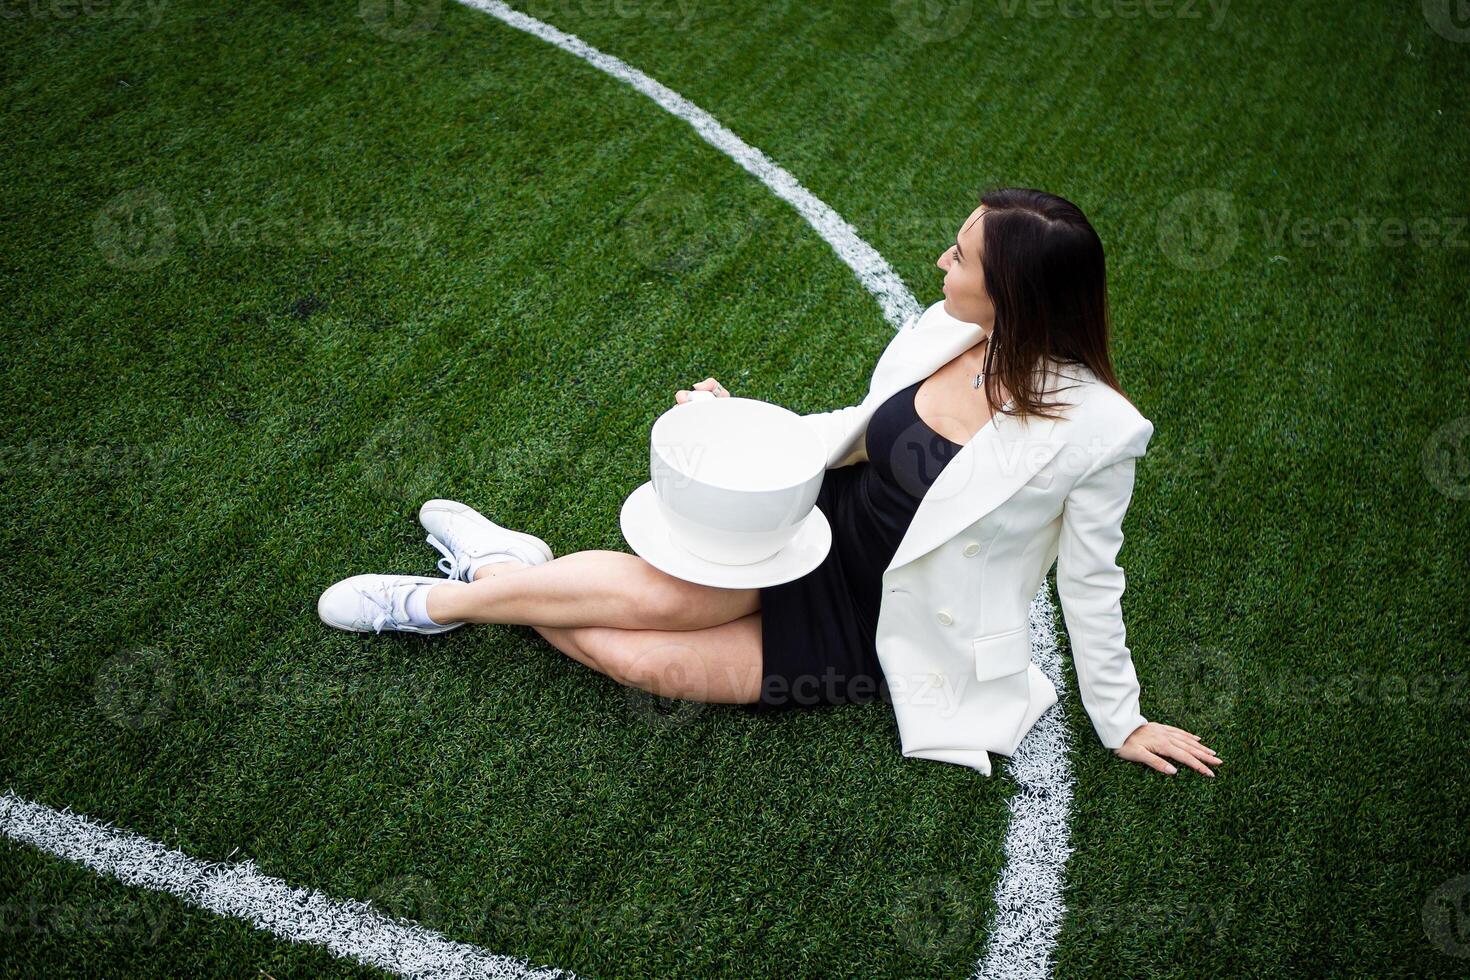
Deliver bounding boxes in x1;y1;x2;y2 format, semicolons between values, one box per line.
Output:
404;584;444;627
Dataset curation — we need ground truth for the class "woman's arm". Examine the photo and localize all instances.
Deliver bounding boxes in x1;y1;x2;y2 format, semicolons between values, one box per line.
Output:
1055;432;1221;777
800;404;869;467
797;316;924;468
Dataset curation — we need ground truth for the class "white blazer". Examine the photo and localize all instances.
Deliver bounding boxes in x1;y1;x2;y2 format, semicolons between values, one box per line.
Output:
798;299;1155;776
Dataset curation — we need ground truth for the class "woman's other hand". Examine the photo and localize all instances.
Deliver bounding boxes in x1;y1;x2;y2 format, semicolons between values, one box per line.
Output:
674;377;731;405
1114;722;1221;776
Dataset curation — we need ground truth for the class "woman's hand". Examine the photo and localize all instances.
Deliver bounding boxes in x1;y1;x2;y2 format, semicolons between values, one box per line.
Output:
673;377;731;405
1114;722;1221;777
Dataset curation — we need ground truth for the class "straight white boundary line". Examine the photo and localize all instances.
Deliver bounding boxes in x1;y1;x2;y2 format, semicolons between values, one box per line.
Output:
4;4;1075;979
0;791;575;980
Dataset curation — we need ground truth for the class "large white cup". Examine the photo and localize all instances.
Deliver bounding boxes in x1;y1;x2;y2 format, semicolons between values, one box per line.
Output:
650;393;826;565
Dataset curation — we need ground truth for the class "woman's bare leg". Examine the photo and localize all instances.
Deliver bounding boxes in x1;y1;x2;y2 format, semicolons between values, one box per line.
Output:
425;549;759;631
533;612;764;704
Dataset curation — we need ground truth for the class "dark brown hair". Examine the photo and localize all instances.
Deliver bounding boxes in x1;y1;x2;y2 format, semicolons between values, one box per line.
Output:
973;187;1126;422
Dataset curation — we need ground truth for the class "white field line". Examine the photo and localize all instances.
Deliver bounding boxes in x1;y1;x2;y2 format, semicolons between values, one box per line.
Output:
0;791;575;980
5;4;1076;978
440;7;1079;977
973;585;1075;980
453;0;922;332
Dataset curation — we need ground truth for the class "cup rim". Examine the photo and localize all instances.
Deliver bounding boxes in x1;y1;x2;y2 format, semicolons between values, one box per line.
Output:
652;398;824;495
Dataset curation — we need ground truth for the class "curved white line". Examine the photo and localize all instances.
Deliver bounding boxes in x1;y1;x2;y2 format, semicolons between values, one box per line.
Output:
0;791;575;980
454;0;922;331
3;5;1076;979
450;7;1077;978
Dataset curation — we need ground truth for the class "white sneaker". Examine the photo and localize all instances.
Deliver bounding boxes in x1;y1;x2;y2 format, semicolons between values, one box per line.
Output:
317;574;464;635
418;498;554;583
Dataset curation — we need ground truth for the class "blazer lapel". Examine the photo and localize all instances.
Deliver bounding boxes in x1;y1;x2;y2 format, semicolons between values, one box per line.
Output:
871;317;1078;574
819;303;1087;574
886;400;1066;572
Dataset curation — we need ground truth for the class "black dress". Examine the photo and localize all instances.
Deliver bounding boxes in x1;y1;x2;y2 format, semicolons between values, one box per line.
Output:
746;378;965;711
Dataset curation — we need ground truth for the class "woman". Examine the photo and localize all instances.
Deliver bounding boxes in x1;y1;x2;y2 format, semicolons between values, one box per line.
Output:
318;188;1219;778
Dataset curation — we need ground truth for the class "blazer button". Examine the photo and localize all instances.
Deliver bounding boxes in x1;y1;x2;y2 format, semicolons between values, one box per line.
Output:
936;611;954;626
962;542;980;557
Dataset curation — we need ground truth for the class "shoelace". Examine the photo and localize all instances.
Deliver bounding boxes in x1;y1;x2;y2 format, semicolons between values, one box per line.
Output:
426;534;466;581
359;579;419;634
426;533;529;582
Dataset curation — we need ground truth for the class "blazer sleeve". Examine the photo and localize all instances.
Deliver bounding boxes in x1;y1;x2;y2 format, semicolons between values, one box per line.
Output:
1055;421;1154;749
799;404;869;468
797;313;920;469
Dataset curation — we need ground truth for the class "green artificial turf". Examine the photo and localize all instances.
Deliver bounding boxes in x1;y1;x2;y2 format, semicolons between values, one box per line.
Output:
1;0;1467;977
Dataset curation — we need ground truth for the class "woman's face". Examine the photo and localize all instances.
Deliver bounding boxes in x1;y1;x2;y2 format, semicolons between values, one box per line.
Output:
936;204;995;334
